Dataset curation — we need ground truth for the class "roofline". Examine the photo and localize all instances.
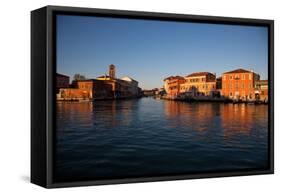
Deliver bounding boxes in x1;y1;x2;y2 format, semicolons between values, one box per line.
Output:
185;72;215;78
222;69;251;74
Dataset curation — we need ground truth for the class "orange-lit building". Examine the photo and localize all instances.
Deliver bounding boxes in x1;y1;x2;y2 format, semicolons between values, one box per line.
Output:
57;64;140;101
58;79;113;100
163;76;185;98
179;72;216;96
221;69;260;100
254;80;268;102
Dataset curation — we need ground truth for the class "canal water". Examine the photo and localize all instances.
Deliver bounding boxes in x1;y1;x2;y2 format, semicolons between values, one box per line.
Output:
55;97;268;182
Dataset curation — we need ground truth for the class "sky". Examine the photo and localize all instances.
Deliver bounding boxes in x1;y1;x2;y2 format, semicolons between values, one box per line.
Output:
56;15;268;90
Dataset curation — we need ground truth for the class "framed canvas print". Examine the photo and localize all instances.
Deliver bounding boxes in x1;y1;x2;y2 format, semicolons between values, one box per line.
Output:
31;5;274;188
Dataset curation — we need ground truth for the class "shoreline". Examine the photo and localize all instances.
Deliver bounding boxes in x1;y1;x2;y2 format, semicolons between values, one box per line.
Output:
160;96;268;104
56;96;268;105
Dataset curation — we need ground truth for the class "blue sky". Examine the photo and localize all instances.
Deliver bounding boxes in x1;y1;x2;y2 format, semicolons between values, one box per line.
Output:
57;15;268;90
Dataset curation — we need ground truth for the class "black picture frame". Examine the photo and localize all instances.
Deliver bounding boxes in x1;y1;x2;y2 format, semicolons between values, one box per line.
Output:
31;5;274;188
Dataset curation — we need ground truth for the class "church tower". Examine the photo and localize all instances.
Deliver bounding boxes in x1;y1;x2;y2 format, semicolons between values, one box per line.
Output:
109;64;116;79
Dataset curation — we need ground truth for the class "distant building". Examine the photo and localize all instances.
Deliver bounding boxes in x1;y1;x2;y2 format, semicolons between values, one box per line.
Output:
155;87;165;96
221;68;260;100
215;77;222;97
216;77;222;90
254;80;268;102
56;73;70;93
57;65;140;100
58;79;113;100
142;89;156;96
163;76;185;98
121;76;139;96
180;72;216;97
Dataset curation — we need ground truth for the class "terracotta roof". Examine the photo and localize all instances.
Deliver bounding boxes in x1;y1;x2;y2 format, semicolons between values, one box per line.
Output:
186;72;214;78
223;68;251;74
163;76;184;81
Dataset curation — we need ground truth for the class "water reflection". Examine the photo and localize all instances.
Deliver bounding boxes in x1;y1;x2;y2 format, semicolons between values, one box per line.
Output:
55;98;268;182
164;101;219;132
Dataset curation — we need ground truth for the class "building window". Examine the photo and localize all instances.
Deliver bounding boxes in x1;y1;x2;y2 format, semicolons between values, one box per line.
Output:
230;92;232;96
223;75;226;80
249;73;252;80
230;75;233;80
242;74;245;80
235;74;239;79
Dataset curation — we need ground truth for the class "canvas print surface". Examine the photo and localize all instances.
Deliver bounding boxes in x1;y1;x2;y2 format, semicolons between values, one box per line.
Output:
55;14;269;182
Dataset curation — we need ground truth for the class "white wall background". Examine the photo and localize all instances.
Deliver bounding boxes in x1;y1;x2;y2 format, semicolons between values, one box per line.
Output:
0;0;279;193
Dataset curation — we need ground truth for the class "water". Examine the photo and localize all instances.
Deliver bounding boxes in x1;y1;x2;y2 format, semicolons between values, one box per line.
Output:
55;97;268;182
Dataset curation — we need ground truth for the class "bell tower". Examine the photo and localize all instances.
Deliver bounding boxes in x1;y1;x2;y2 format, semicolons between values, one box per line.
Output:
109;64;116;79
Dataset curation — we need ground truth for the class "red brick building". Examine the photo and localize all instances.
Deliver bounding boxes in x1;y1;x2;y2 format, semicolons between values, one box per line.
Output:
221;69;260;100
58;79;114;100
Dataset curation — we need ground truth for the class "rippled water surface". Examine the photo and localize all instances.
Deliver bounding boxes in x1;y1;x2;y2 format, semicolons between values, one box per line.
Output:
55;98;268;182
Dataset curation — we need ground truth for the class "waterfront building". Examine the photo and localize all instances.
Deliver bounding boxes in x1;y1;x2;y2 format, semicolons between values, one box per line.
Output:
155;87;165;96
163;76;185;98
142;89;156;97
179;72;216;97
216;77;222;90
57;64;140;100
221;68;260;100
121;76;139;96
58;79;113;100
254;80;268;102
56;73;70;93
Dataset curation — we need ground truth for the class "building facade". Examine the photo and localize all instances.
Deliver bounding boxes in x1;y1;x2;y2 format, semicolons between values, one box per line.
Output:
180;72;216;97
254;80;268;102
58;79;114;100
163;76;185;98
121;76;139;97
57;64;140;100
221;69;260;100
